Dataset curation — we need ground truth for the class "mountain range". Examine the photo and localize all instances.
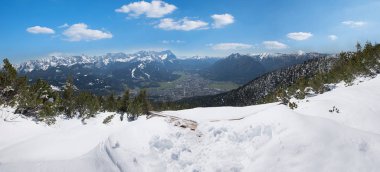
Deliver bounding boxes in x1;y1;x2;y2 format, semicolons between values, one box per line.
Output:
16;50;215;95
16;50;330;98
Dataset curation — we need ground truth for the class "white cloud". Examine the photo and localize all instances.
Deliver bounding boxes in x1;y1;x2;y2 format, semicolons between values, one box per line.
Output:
26;26;55;34
62;23;113;41
58;23;69;28
297;50;305;55
211;13;234;28
211;43;252;50
328;35;338;41
47;52;72;57
342;20;366;28
156;18;208;31
263;41;288;49
162;40;185;44
115;0;176;18
287;32;313;41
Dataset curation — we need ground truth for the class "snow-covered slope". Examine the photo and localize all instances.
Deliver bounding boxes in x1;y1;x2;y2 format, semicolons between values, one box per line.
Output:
1;76;380;172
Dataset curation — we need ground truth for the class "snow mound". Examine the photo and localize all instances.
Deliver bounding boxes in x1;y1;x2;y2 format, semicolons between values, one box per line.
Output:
1;76;380;171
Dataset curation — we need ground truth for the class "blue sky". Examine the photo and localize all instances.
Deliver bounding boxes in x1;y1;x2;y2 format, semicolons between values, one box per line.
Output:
1;0;380;63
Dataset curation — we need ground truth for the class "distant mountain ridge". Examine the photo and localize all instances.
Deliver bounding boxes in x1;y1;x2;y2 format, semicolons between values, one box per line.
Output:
201;52;330;84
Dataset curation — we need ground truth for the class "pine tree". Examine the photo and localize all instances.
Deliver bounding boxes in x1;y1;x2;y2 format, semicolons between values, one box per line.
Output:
62;76;76;118
15;77;33;114
105;93;117;112
2;58;17;87
0;70;4;88
75;92;100;119
118;89;130;121
0;59;18;105
97;95;105;112
138;89;151;115
356;42;362;52
119;89;130;112
28;79;60;121
127;89;151;121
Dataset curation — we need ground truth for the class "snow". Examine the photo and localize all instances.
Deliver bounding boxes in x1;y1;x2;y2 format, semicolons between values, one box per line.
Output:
1;76;380;171
131;68;136;78
249;52;283;59
159;54;168;60
138;63;145;69
144;72;150;79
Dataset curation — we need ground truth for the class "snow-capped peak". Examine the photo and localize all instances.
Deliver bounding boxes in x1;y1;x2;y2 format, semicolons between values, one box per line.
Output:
248;53;284;59
16;50;177;73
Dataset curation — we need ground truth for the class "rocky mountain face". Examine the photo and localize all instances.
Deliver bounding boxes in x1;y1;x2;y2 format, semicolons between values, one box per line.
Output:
180;56;338;107
201;52;328;84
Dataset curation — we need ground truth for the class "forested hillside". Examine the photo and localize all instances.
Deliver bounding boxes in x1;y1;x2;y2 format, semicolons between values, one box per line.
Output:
176;42;380;108
201;52;326;84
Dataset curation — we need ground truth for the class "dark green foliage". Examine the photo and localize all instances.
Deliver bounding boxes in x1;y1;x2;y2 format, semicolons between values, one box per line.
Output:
0;59;18;105
356;42;362;52
127;89;151;120
97;95;106;112
137;90;151;115
151;101;191;111
1;59;17;87
62;76;76;118
120;90;130;112
104;93;117;112
262;41;380;104
294;90;306;100
118;89;130;121
13;78;62;121
31;79;61;119
276;88;290;105
75;92;100;118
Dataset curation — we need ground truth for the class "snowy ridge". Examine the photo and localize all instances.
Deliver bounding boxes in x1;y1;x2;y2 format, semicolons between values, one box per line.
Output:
249;52;283;59
248;52;330;60
1;75;380;171
16;50;177;73
177;55;220;60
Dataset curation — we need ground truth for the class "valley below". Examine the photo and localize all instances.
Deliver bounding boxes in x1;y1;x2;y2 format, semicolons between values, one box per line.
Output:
146;72;239;101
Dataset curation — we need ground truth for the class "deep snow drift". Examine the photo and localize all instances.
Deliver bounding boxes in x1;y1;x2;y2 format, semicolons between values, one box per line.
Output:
1;76;380;172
